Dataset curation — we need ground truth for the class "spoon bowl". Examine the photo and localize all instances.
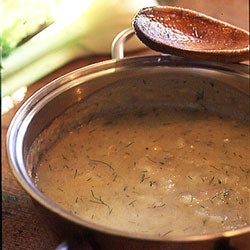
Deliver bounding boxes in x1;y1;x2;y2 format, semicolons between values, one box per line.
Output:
133;6;249;62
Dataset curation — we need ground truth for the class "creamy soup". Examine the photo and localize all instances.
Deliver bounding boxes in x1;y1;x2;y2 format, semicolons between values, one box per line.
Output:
36;108;249;237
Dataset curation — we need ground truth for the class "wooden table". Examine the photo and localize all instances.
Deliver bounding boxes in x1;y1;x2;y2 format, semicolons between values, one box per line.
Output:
2;1;249;249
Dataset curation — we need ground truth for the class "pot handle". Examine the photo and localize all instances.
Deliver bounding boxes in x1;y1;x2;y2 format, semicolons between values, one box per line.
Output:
111;28;135;60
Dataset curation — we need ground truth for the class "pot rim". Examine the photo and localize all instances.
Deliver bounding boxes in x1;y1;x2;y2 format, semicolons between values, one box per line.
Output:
6;41;250;242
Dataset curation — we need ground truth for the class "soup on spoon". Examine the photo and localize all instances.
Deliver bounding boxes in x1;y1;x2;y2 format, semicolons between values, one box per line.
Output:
133;6;249;62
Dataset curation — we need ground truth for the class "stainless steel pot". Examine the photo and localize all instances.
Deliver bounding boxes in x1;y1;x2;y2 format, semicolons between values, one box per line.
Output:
6;28;250;250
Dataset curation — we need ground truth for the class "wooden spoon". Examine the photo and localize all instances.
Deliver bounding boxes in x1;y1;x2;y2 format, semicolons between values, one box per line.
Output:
133;6;249;62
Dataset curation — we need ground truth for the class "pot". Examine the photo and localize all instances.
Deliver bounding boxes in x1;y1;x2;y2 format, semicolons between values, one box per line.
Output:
6;28;250;250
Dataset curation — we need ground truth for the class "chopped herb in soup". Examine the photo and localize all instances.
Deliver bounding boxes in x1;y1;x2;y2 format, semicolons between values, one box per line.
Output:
36;108;249;237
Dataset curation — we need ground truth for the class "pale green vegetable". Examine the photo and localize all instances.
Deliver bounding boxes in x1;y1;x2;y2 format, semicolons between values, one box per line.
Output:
1;0;60;57
1;0;158;98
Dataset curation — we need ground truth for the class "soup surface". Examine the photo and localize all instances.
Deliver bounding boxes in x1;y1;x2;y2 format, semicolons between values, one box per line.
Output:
36;108;249;237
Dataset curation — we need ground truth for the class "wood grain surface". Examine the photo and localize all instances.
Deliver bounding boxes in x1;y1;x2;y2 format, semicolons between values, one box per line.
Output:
2;1;249;249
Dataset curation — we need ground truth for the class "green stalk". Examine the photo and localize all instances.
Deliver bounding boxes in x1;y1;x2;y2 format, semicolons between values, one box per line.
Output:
2;44;91;97
2;0;158;98
2;20;86;79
